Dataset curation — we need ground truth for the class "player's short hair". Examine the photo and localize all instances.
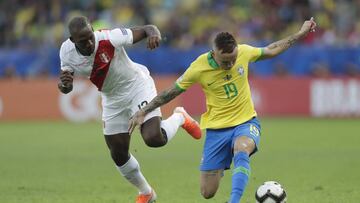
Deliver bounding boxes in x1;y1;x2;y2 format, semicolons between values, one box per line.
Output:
68;16;90;35
214;32;237;53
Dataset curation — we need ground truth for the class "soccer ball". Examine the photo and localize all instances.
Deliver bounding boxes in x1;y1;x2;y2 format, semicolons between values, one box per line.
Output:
255;181;287;203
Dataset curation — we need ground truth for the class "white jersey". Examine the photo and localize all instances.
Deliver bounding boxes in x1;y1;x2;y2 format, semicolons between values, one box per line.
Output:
60;28;156;122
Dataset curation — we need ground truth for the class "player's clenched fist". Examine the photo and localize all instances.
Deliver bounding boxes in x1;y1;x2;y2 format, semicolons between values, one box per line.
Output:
299;17;317;36
145;25;161;50
58;70;73;94
147;35;161;50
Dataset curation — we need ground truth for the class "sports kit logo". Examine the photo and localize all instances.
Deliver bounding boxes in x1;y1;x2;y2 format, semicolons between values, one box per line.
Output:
120;28;128;35
223;74;232;81
237;66;244;76
99;52;110;63
249;124;260;137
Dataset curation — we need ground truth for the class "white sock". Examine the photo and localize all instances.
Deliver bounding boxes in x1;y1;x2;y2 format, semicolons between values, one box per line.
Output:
117;154;152;194
160;112;185;142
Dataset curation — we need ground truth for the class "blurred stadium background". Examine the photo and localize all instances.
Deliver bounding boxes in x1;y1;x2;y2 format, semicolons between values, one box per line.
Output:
1;0;360;203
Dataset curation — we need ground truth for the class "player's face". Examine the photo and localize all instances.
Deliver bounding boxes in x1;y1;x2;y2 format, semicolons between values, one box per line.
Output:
71;25;95;56
213;47;238;70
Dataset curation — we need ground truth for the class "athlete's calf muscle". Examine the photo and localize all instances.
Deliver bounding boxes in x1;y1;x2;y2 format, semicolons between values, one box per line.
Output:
200;170;223;199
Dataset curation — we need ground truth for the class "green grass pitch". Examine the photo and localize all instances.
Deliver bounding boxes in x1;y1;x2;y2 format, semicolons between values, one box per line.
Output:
1;118;359;203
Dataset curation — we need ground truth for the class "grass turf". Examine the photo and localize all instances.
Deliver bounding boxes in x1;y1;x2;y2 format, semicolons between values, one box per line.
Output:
0;118;359;203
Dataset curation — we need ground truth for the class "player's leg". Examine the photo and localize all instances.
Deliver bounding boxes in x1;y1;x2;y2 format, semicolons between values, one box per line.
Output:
140;113;185;147
199;128;233;199
103;114;156;203
140;106;201;147
229;118;261;203
131;69;183;147
133;74;200;147
140;116;166;147
229;136;255;203
104;134;154;195
200;169;224;199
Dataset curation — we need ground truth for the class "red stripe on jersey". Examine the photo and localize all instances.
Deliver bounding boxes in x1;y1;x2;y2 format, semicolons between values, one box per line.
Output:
90;40;115;91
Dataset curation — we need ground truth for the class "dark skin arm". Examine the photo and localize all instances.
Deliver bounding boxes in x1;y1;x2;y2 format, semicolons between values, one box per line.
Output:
57;25;161;94
57;70;73;94
260;17;317;60
128;84;183;134
130;25;161;50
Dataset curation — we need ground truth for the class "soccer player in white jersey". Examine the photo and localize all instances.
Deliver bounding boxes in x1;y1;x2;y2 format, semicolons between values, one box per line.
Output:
57;16;202;203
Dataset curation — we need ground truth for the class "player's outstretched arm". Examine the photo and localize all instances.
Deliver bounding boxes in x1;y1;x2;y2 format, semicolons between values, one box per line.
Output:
57;70;73;94
130;25;161;50
128;84;183;134
260;17;317;60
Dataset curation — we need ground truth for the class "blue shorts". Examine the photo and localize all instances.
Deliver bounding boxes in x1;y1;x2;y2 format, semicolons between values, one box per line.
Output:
200;117;261;171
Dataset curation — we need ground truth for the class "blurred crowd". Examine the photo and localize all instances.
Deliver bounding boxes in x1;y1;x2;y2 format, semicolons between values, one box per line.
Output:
1;0;360;78
1;0;360;49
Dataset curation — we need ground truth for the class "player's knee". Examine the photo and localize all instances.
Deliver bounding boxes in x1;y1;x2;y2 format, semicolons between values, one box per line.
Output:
233;136;255;155
233;147;250;155
201;188;216;199
143;136;166;147
109;149;129;166
142;131;167;148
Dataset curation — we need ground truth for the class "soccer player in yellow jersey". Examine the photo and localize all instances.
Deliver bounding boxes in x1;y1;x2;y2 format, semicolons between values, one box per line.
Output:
129;18;317;202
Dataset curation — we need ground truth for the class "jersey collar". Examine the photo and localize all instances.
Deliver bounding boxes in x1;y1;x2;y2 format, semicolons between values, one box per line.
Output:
207;51;219;69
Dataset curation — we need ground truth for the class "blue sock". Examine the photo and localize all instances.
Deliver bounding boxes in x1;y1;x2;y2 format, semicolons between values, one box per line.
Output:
229;151;250;203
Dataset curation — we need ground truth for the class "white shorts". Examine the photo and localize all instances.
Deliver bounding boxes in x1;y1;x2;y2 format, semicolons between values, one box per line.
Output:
102;75;162;135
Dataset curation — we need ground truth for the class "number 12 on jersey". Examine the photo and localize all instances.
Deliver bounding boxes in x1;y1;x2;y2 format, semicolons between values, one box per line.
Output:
137;100;148;110
223;83;238;99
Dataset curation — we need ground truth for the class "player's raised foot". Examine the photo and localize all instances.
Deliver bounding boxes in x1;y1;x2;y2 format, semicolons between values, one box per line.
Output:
174;107;202;139
136;189;157;203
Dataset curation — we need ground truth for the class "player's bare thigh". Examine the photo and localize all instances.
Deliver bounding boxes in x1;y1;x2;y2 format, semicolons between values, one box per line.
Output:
200;169;224;199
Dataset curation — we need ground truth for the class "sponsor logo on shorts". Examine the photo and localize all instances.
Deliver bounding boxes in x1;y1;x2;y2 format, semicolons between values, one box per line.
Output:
250;124;260;137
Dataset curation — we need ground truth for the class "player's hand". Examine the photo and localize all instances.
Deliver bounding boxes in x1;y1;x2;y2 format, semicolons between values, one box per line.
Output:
299;17;317;36
128;109;146;135
147;35;161;50
58;71;73;94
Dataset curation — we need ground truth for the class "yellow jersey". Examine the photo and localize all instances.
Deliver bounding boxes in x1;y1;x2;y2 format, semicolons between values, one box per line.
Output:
176;44;263;129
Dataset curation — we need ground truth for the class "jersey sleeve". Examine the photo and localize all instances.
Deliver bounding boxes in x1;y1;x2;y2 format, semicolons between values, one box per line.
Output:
175;62;199;91
239;44;264;63
59;44;74;73
108;28;133;47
